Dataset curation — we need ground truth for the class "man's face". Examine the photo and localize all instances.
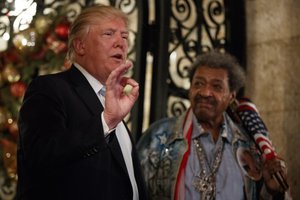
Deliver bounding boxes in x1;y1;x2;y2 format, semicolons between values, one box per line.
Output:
189;66;234;123
77;17;129;83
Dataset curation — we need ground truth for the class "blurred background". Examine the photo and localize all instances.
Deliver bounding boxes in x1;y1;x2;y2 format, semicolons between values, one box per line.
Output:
0;0;299;199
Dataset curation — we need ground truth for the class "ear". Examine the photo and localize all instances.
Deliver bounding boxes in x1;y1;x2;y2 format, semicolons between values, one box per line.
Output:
73;38;85;56
229;91;236;104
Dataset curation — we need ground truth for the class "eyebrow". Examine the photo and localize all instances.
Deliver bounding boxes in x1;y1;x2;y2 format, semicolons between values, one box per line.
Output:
194;76;223;81
102;28;128;33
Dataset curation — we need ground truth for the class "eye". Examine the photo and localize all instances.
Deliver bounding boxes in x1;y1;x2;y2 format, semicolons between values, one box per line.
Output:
193;80;204;88
122;33;129;40
212;84;223;91
103;31;114;36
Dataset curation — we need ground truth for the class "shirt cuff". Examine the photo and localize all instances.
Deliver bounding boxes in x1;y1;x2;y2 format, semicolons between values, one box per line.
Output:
101;112;115;137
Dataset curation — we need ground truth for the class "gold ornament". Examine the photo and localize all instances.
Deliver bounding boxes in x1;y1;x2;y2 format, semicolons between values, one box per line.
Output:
2;63;21;83
34;15;52;34
7;120;19;140
12;28;41;55
0;138;17;180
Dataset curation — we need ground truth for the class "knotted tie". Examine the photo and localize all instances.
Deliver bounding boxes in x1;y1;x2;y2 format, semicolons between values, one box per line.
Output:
98;86;138;199
99;86;106;97
98;86;106;107
98;86;111;143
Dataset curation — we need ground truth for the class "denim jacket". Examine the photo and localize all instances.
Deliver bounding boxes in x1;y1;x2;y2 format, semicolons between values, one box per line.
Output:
137;110;278;200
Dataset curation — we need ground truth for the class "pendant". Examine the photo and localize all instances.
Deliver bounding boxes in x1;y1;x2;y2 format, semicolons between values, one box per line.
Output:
193;175;216;200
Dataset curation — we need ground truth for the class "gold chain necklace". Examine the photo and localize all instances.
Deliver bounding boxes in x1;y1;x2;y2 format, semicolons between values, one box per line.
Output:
193;137;224;200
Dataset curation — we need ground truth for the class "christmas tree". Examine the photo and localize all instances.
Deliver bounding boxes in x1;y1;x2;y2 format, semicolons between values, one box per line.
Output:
0;5;71;199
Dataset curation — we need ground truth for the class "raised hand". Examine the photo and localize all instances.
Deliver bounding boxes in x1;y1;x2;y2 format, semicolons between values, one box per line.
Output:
103;60;139;129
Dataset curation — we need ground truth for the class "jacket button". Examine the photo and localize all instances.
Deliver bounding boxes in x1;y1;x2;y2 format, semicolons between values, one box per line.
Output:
93;147;98;153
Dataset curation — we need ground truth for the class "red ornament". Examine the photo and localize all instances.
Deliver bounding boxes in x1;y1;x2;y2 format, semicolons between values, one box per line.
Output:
46;34;68;54
4;49;21;64
10;81;27;98
55;21;70;40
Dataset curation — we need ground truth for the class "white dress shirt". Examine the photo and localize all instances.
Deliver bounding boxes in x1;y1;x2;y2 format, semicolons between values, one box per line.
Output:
74;63;139;200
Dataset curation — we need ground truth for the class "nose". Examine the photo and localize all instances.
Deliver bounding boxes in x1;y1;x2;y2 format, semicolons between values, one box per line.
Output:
113;34;126;49
198;85;212;97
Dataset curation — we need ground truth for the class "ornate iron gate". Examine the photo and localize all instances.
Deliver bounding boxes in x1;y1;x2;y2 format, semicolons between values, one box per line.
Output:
136;0;246;140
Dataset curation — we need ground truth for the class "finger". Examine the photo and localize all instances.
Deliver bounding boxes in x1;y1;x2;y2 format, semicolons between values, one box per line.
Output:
123;77;139;87
119;60;132;76
121;78;139;97
130;82;139;98
273;160;284;171
280;160;286;168
106;61;132;86
267;160;286;178
120;77;131;87
116;61;132;83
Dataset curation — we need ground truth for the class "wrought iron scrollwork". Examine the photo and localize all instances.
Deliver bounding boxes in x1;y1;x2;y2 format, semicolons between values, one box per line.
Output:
167;0;226;117
116;0;136;14
203;0;226;50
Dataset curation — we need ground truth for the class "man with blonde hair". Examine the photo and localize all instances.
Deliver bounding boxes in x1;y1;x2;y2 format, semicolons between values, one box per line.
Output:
17;5;148;200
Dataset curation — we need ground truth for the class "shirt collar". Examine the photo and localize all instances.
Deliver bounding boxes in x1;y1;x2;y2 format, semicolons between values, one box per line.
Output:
222;114;233;143
73;63;104;94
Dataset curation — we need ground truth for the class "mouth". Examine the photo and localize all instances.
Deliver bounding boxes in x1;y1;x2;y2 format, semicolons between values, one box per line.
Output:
197;102;213;110
194;99;216;111
111;53;124;62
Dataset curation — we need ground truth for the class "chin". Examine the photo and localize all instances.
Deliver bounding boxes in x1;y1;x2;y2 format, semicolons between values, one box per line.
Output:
112;58;124;65
194;110;213;121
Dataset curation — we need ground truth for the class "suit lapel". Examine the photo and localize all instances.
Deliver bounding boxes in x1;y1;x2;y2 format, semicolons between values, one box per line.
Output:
67;66;103;115
75;86;103;114
67;66;129;174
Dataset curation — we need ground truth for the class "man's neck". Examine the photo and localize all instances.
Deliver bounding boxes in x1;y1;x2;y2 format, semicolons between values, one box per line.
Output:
198;116;224;143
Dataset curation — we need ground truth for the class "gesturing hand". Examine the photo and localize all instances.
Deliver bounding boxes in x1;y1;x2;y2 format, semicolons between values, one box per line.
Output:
103;61;139;129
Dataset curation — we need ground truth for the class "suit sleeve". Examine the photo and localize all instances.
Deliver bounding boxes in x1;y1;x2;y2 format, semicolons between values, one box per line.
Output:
18;77;106;173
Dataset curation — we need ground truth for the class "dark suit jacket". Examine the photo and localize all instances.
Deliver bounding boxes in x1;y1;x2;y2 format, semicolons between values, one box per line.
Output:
16;66;148;200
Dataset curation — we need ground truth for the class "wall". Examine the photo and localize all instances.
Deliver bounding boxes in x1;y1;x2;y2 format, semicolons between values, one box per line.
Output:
245;0;300;198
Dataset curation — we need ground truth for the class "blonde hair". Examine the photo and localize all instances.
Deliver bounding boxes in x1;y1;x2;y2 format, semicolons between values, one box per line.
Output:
66;4;129;62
